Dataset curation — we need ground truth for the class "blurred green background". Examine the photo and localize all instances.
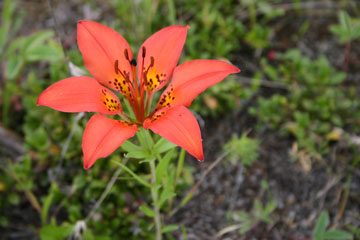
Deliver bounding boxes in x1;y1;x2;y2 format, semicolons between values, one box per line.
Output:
0;0;359;239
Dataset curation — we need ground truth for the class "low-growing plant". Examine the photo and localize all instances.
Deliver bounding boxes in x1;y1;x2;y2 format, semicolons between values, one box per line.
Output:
313;211;352;240
250;49;359;160
0;0;63;127
230;199;277;234
223;133;260;167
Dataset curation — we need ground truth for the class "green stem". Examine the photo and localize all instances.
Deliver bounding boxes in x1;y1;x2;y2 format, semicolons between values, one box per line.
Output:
144;91;154;116
150;159;162;240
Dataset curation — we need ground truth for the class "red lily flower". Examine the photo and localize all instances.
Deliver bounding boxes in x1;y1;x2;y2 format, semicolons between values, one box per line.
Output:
37;21;240;169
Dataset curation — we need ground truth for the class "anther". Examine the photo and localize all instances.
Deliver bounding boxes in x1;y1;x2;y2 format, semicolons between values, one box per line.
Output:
142;46;146;58
130;59;137;66
150;56;154;68
114;60;119;74
124;49;129;61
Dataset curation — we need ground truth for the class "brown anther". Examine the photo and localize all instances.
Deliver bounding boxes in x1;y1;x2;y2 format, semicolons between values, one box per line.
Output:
142;46;146;58
124;49;129;61
114;60;119;74
150;56;154;67
130;59;137;66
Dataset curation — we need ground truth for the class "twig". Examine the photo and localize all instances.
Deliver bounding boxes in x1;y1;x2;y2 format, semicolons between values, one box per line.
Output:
52;185;77;219
85;159;128;222
169;151;229;217
4;161;42;214
315;175;342;199
47;0;70;74
56;112;85;172
0;123;25;161
228;164;244;212
237;1;342;21
237;76;288;90
214;224;243;239
335;175;352;222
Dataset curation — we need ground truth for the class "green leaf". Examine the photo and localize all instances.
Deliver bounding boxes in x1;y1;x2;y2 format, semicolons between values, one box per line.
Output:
25;45;62;62
264;200;277;215
155;149;175;185
139;204;155;217
22;30;54;55
122;141;150;159
139;157;156;164
125;151;150;159
121;140;143;152
154;137;177;154
41;183;58;225
5;55;23;79
254;199;263;212
0;24;10;53
323;230;353;239
161;224;179;233
4;36;26;57
136;128;153;151
112;161;151;188
40;224;74;240
2;0;15;24
175;148;185;186
158;188;176;208
314;211;330;240
339;11;351;32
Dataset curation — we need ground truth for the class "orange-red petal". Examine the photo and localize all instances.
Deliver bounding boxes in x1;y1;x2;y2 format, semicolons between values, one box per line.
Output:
77;20;134;96
156;60;240;109
36;76;122;115
137;25;189;92
143;105;203;161
82;115;138;169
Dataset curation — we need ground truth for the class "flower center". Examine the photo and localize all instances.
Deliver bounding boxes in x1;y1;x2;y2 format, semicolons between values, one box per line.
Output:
112;59;134;98
140;47;166;92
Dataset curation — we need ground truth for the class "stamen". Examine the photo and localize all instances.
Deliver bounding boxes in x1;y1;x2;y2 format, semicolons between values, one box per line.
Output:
142;46;146;58
124;49;129;61
145;56;155;73
130;59;137;66
114;60;119;74
150;56;154;68
112;60;137;99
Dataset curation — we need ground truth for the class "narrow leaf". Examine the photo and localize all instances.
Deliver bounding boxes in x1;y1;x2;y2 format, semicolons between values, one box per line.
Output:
155;149;175;185
121;140;143;152
125;151;150;159
139;205;155;217
161;224;179;233
25;45;62;62
112;161;151;188
154;137;177;154
323;230;353;239
5;55;23;79
314;211;330;240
